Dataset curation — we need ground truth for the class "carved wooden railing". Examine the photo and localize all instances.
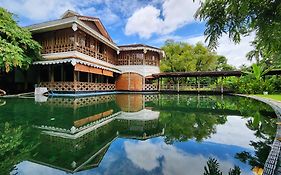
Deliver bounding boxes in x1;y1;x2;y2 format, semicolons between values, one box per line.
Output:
39;82;115;92
42;43;109;63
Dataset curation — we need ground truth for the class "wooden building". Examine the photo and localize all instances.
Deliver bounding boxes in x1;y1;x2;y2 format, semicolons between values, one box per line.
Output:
27;10;164;93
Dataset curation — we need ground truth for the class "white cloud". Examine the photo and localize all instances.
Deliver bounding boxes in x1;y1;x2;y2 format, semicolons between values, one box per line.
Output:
125;0;200;39
125;6;164;39
152;32;255;67
0;0;75;22
161;0;199;34
1;0;164;26
186;33;255;67
81;7;120;25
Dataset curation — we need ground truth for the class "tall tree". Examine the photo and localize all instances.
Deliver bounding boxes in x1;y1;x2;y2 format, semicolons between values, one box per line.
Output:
195;0;281;67
0;7;41;72
160;41;221;72
216;56;235;71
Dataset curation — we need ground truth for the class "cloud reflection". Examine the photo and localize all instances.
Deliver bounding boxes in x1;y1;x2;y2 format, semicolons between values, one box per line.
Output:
124;139;246;175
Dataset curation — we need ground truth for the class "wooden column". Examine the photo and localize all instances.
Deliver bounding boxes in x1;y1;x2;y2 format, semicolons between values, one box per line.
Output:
177;77;180;92
74;31;78;50
157;78;160;91
23;70;28;91
196;77;200;93
195;77;198;91
61;65;64;81
51;32;54;53
37;67;41;84
50;65;54;83
142;76;145;91
73;70;77;91
221;76;224;94
160;77;162;91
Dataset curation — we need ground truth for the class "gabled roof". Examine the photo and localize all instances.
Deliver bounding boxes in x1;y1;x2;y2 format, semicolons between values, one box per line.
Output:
61;10;79;18
61;10;113;42
26;10;118;51
77;16;113;42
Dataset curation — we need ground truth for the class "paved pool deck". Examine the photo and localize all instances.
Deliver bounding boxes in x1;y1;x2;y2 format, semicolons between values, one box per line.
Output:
235;94;281;175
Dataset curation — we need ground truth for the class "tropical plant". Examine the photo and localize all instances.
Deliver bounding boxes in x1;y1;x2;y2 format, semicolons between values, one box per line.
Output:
222;64;280;94
242;64;270;81
0;7;41;72
204;158;241;175
204;158;222;175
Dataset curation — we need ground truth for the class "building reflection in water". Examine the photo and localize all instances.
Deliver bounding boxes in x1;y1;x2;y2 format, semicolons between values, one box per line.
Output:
30;94;164;173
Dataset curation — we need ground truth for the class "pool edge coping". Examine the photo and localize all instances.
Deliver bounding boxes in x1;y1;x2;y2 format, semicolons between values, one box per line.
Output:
234;94;281;175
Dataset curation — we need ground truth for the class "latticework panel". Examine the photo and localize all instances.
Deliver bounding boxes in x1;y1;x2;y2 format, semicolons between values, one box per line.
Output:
44;95;115;108
144;84;157;91
39;82;116;92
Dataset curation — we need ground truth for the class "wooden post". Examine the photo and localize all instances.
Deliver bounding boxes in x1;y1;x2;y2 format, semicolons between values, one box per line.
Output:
128;72;131;91
160;77;162;91
37;67;40;84
74;31;77;50
61;65;64;81
177;77;179;92
50;66;54;83
73;70;77;91
142;76;145;91
24;70;28;91
157;78;160;91
195;77;197;92
197;77;200;93
221;76;224;94
51;32;54;53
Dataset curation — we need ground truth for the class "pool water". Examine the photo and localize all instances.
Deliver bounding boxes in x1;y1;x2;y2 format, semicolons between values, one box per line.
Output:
0;94;277;175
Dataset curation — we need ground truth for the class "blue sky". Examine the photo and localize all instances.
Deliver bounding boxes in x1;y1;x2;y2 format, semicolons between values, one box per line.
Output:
0;0;255;67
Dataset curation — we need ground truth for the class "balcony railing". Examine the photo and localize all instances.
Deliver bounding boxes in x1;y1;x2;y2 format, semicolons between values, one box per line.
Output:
41;43;109;63
39;82;115;92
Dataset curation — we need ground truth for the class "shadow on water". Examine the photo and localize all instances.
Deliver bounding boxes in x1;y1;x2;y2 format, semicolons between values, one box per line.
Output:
0;94;277;175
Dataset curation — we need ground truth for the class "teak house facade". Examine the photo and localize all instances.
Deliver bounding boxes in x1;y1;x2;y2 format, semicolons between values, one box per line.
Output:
28;10;164;93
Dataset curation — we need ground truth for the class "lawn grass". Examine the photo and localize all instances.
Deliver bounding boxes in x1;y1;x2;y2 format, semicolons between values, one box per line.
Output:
254;94;281;102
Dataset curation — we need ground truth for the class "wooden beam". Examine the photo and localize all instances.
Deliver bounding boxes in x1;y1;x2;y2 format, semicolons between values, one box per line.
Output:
102;70;113;77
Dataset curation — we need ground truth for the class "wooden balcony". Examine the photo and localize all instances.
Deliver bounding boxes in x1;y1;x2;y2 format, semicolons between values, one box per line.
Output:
39;82;115;92
41;42;109;63
37;28;116;64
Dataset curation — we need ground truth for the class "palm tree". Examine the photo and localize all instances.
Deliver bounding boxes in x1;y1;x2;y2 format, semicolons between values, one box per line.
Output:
204;158;241;175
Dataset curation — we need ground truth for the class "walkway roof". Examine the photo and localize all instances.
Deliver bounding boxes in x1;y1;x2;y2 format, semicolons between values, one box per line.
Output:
152;69;281;78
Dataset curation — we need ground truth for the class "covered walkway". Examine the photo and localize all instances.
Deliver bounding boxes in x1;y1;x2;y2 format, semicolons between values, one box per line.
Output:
150;70;281;93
